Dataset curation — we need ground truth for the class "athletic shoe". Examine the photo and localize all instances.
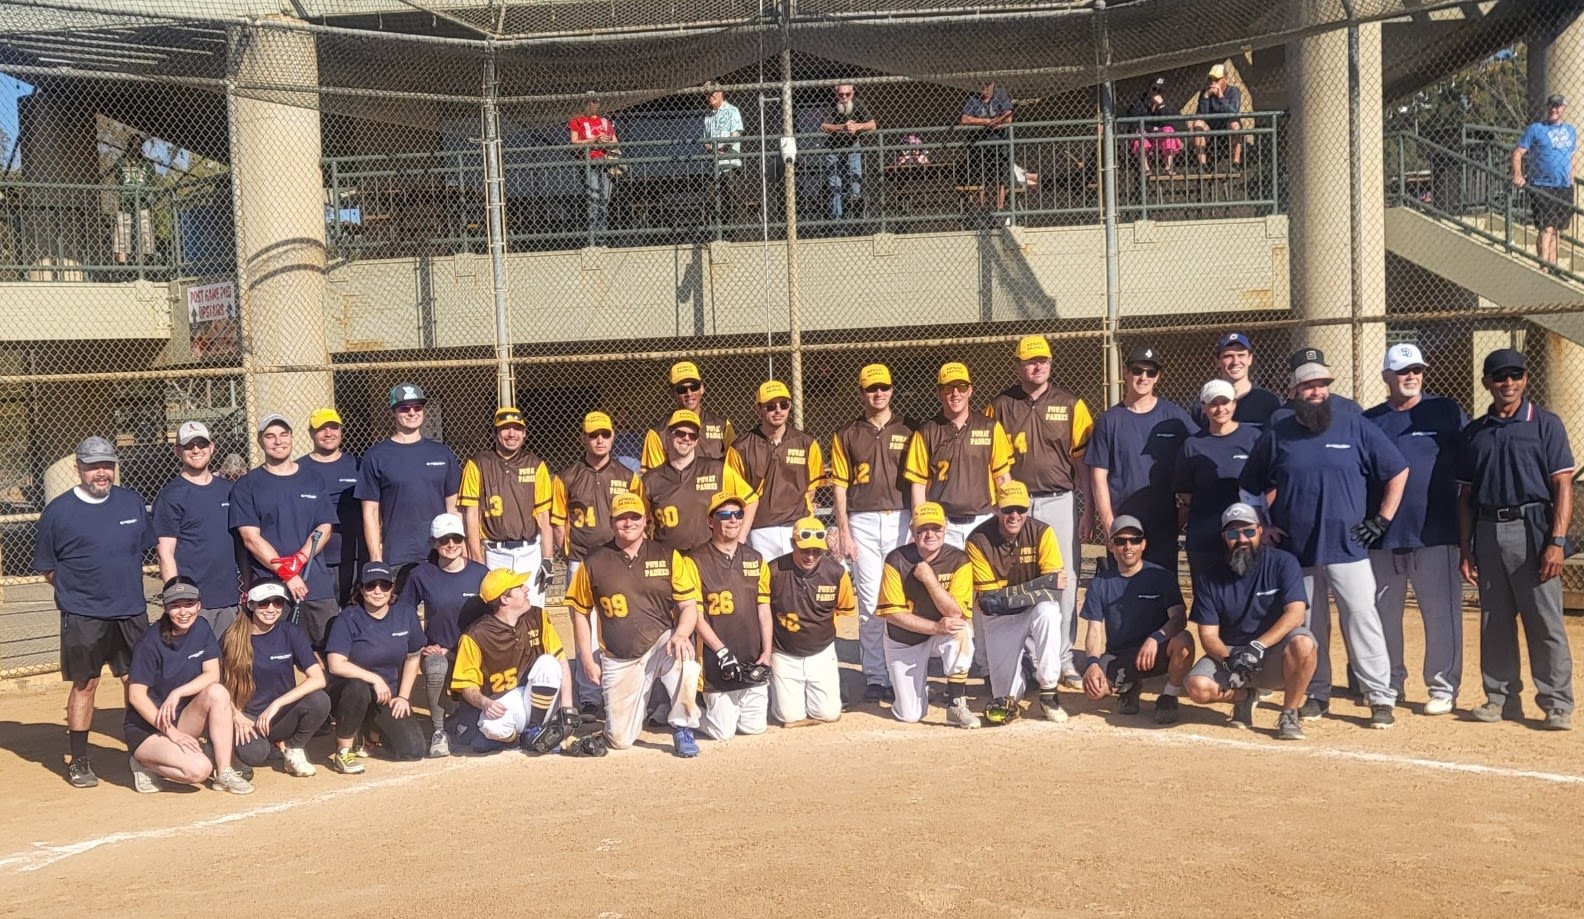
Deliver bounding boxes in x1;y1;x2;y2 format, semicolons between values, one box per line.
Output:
352;743;370;759
1230;690;1256;730
1059;668;1084;691
428;730;450;758
1543;709;1573;731
1039;691;1068;723
1369;704;1395;729
881;686;896;704
863;683;886;704
1298;698;1327;721
1153;694;1180;725
673;727;699;758
212;767;255;795
946;698;981;729
282;746;316;777
579;702;603;723
66;757;98;788
1467;701;1517;723
1422;696;1454;716
1277;708;1305;741
328;749;365;774
1119;688;1141;715
128;755;160;794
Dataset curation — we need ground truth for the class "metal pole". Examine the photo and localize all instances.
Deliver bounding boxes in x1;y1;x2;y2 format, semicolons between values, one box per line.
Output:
482;51;515;407
1344;0;1364;400
781;20;803;429
1096;0;1121;406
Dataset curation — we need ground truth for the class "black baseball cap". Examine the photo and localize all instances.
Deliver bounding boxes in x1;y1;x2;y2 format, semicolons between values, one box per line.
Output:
1482;348;1526;376
1125;346;1162;368
1289;347;1325;370
360;563;395;585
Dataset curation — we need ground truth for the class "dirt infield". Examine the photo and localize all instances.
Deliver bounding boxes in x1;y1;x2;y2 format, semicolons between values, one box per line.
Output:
2;607;1582;918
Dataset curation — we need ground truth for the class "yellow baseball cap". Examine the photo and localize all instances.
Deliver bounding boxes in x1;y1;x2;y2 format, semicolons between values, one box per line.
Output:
911;502;947;529
858;364;893;389
667;409;701;430
757;380;791;404
480;568;531;604
669;361;702;385
937;362;972;386
707;491;746;515
493;406;526;428
309;408;343;430
997;480;1031;509
610;493;646;518
1015;336;1052;361
792;515;828;550
583;411;613;435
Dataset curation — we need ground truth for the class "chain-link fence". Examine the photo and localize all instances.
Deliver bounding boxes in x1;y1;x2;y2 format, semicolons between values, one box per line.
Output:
3;0;1584;675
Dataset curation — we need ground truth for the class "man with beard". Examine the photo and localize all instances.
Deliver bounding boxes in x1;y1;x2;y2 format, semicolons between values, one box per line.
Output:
1240;357;1408;728
819;83;876;221
640;361;737;473
1183;503;1316;739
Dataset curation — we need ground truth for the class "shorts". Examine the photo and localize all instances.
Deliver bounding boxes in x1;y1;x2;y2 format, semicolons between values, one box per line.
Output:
1098;643;1170;687
61;612;149;682
1530;185;1575;230
1188;627;1315;692
123;719;157;755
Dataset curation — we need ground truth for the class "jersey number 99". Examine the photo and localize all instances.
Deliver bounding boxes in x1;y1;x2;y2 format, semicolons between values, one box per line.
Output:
598;594;630;619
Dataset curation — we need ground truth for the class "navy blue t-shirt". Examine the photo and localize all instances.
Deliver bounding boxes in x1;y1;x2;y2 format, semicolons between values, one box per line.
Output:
355;438;461;567
125;618;219;732
240;620;319;718
228;464;335;601
152;475;240;608
306;453;361;566
1189;386;1282;430
1362;394;1468;549
34;485;152;620
1240;410;1408;567
1174;424;1263;555
398;559;488;649
1456;399;1575;509
324;602;425;689
1087;398;1196;534
1079;561;1182;652
1190;546;1307;646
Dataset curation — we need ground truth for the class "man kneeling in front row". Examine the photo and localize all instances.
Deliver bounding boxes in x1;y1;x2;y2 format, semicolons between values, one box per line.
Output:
1183;503;1318;740
1080;516;1194;724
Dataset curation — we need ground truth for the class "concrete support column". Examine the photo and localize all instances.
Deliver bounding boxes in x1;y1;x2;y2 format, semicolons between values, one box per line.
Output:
1288;14;1386;406
229;16;331;458
16;86;98;273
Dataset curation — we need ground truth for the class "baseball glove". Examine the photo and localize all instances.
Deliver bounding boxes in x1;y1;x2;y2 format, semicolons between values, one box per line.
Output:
1222;642;1266;689
978;572;1064;617
565;733;608;757
984;696;1022;725
740;662;771;685
715;646;744;682
529;706;581;754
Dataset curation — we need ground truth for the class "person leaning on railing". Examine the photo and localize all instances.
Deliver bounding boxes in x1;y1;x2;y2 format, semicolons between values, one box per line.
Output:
819;83;876;221
959;81;1015;213
569;92;619;242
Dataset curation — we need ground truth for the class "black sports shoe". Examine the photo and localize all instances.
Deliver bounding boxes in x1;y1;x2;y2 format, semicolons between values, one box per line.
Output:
1369;704;1395;729
66;757;99;788
1119;688;1141;715
579;702;603;724
1154;694;1180;725
1230;690;1256;729
1299;697;1328;721
863;683;886;704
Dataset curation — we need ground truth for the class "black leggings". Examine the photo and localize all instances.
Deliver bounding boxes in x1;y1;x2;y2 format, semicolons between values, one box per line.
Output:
328;677;426;761
235;690;332;766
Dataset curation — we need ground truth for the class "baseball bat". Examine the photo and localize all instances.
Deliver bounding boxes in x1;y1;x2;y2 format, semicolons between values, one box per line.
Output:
288;530;324;628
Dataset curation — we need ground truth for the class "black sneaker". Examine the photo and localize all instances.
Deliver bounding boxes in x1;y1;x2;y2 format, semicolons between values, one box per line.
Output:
1369;704;1395;729
1153;694;1180;725
1277;708;1305;740
863;683;886;704
1230;690;1256;729
579;702;603;724
882;686;896;704
1119;688;1141;715
66;757;99;788
1299;697;1328;721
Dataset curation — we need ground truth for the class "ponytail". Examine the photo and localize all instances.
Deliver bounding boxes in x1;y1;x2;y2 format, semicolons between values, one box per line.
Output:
220;611;256;714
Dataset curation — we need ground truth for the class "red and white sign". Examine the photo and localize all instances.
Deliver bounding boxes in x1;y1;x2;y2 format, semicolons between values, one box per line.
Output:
187;280;236;324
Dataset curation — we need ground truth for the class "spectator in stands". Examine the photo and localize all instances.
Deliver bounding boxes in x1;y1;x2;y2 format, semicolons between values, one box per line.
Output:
1187;64;1244;173
960;81;1015;215
569;92;620;242
1512;93;1578;269
820;83;876;221
702;81;751;233
112;134;155;264
1125;78;1182;176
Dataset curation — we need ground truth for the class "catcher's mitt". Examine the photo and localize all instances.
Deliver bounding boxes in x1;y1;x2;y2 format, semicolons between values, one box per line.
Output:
529;706;581;754
984;696;1022;725
565;733;608;757
741;663;771;685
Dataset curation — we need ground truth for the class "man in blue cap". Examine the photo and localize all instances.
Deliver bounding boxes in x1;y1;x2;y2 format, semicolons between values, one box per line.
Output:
1190;331;1282;430
357;383;461;591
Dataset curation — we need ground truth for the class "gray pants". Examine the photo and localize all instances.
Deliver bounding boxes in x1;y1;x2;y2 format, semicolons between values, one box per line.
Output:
1369;545;1463;702
1303;559;1396;705
565;558;604;708
198;605;240;637
1474;517;1575;712
420;650;451;733
1028;491;1079;673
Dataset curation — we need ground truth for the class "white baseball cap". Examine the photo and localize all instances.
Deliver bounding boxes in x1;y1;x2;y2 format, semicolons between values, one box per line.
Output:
430;513;465;539
1199;379;1236;404
1383;343;1426;372
247;580;289;604
177;420;212;446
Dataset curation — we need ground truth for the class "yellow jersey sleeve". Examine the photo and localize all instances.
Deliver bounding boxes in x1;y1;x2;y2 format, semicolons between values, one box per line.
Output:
989;422;1015;478
876;562;908;616
829;433;852;489
966;540;1006;592
457;459;483;507
723;418;737;445
630;474;647;502
757;562;772;603
804;440;825;505
670;550;692;602
449;634;484;692
537;609;565;659
673;555;704;603
722;464;759;506
982;402;998;421
1037;527;1064;573
640;428;665;474
550;475;567;527
532;463;552;515
902;430;930;485
1071;399;1094;456
565;561;594;614
948;561;975;615
835;571;857;616
726;445;749;481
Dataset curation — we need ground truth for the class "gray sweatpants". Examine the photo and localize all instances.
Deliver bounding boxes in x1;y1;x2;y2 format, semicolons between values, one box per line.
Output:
420;650;451;733
1029;491;1079;673
1303;558;1396;706
1474;517;1575;713
1369;545;1464;702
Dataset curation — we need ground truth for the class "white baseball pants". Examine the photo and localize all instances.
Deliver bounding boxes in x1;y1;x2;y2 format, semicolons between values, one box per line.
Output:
749;525;795;562
770;644;842;724
980;600;1064;699
485;537;545;575
1029;491;1078;669
478;654;564;741
945;513;992;551
601;631;699;750
885;629;973;723
700;684;770;740
847;509;910;688
1303;559;1397;706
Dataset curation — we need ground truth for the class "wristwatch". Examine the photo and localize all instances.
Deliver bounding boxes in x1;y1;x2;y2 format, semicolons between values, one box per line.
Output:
1551;535;1569;549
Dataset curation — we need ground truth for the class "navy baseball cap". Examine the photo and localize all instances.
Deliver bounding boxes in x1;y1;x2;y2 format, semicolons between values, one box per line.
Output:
1125;346;1163;368
360;563;395;585
1288;347;1325;370
1482;348;1526;376
1216;332;1252;353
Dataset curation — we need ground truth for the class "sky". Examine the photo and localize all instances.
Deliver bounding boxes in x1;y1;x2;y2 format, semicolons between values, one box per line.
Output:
0;75;31;165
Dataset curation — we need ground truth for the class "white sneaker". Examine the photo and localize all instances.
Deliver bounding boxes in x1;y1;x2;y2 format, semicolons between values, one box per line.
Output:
212;767;255;795
282;746;317;777
1058;668;1084;691
1423;696;1455;716
1041;692;1070;723
946;698;981;730
428;730;450;758
128;755;160;794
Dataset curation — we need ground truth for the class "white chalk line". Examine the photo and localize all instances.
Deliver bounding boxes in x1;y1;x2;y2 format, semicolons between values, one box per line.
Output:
3;719;1581;874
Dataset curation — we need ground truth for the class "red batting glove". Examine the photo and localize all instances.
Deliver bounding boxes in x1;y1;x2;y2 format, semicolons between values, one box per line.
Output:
271;553;305;581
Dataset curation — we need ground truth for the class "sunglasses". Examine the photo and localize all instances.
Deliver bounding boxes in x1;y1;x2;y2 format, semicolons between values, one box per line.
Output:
1112;535;1144;546
674;382;701;394
999;506;1029;516
586;430;613;440
435;535;464;545
796;527;827;542
363;580;396;592
394;403;425;414
1490;369;1525;383
1127;365;1161;378
713;508;745;521
182;439;213;450
253;597;287;609
1392;366;1426;377
670;429;700;441
863;384;893;394
762;399;792;411
1222;527;1258;540
939;383;970;393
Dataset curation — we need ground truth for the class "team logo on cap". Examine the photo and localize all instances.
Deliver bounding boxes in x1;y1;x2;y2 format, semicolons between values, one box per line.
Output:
1300;349;1319;363
399;385;420;401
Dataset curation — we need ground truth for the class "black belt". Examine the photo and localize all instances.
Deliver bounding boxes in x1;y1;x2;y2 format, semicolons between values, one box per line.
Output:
486;539;535;549
1477;502;1546;522
1029;489;1070;499
947;514;982;525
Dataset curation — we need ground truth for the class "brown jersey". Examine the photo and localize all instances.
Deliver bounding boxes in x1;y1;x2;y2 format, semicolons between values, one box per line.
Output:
564;539;686;660
964;517;1064;591
903;414;1015;518
449;608;564;696
636;457;754;553
556;457;638;561
678;542;771;692
767;554;856;657
875;544;975;647
640;408;736;472
830;414;914;513
730;426;824;528
986;384;1094;494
